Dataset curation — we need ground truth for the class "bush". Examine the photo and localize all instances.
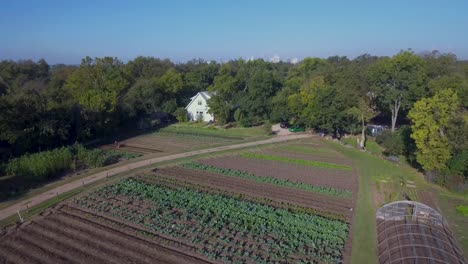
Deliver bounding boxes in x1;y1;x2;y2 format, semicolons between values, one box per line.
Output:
455;205;468;216
174;107;189;122
234;109;243;123
376;130;405;156
447;150;468;178
74;143;119;168
376;126;416;158
6;147;73;181
263;121;273;135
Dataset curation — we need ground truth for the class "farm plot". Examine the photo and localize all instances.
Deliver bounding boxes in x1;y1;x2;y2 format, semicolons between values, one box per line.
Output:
0;140;358;264
0;206;212;264
152;167;354;219
77;178;349;263
200;155;357;191
241;152;353;171
0;177;351;263
261;148;354;166
275;144;341;158
182;162;353;198
101;131;243;156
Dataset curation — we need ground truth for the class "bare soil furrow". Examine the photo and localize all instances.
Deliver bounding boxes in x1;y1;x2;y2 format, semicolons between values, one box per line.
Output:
154;167;353;218
159;166;352;207
261;149;353;166
33;221;120;264
0;243;42;264
36;219;141;264
50;213;159;264
59;205;213;264
7;234;71;263
200;156;356;191
23;223;108;264
14;228;81;264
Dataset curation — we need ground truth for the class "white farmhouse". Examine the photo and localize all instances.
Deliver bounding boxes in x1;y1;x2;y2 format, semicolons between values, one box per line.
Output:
185;91;214;122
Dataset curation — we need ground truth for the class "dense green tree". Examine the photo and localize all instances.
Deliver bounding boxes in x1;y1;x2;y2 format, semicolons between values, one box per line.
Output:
408;89;459;171
124;56;174;80
122;69;183;117
66;57;130;139
368;51;427;132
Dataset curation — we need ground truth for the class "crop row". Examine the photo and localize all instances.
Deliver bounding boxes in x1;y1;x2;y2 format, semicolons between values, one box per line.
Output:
240;152;353;171
74;178;348;263
182;162;352;198
277;145;336;156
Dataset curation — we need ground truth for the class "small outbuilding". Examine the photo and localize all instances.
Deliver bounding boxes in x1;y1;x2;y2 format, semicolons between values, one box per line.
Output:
185;91;214;122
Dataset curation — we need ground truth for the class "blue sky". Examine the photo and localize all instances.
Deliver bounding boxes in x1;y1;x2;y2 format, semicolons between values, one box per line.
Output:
1;0;467;64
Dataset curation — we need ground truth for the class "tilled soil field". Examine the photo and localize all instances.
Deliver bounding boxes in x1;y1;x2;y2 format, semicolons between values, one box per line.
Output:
153;166;354;220
259;149;354;166
0;140;358;264
200;155;357;191
0;206;211;264
102;132;242;156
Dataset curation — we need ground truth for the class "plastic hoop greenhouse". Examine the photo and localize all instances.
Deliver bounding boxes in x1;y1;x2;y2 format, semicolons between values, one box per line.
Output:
376;201;466;264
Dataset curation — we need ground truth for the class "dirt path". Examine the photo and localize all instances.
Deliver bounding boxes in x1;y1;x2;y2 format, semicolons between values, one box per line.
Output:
271;123;294;136
0;133;311;221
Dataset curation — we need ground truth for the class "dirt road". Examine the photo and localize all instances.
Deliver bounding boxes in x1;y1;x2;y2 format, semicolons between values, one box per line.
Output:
0;133;311;221
271;123;294;136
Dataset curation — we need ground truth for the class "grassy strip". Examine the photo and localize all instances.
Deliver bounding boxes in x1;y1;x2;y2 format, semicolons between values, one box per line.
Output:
0;187;83;227
241;152;353;171
278;145;335;156
182;162;352;198
324;141;384;264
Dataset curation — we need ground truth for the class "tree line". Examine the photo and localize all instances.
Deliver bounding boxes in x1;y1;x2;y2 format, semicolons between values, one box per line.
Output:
0;50;467;188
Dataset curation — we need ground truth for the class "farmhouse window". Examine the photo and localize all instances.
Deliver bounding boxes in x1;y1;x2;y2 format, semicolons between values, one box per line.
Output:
198;100;202;105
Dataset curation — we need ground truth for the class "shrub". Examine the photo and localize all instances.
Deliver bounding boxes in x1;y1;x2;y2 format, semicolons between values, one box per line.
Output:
376;126;416;157
74;143;119;168
455;205;468;216
263;121;272;135
376;130;403;155
447;150;468;178
6;147;73;181
234;109;243;123
174;107;189;122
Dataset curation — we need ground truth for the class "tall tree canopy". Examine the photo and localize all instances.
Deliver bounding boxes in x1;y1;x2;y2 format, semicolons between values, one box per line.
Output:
368;51;427;132
408;89;459;171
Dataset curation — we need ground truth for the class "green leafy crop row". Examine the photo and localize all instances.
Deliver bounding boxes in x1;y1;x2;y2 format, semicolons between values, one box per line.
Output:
241;152;353;171
75;178;348;263
182;162;352;198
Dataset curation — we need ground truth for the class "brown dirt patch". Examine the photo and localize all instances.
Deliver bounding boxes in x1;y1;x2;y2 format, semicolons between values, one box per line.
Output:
200;156;357;191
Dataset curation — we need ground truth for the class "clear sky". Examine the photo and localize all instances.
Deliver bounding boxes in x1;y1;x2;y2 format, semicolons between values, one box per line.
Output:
1;0;467;64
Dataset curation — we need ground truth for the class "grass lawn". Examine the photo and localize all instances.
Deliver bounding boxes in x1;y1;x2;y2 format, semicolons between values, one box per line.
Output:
341;136;384;156
436;191;468;254
326;140;425;264
276;145;336;156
